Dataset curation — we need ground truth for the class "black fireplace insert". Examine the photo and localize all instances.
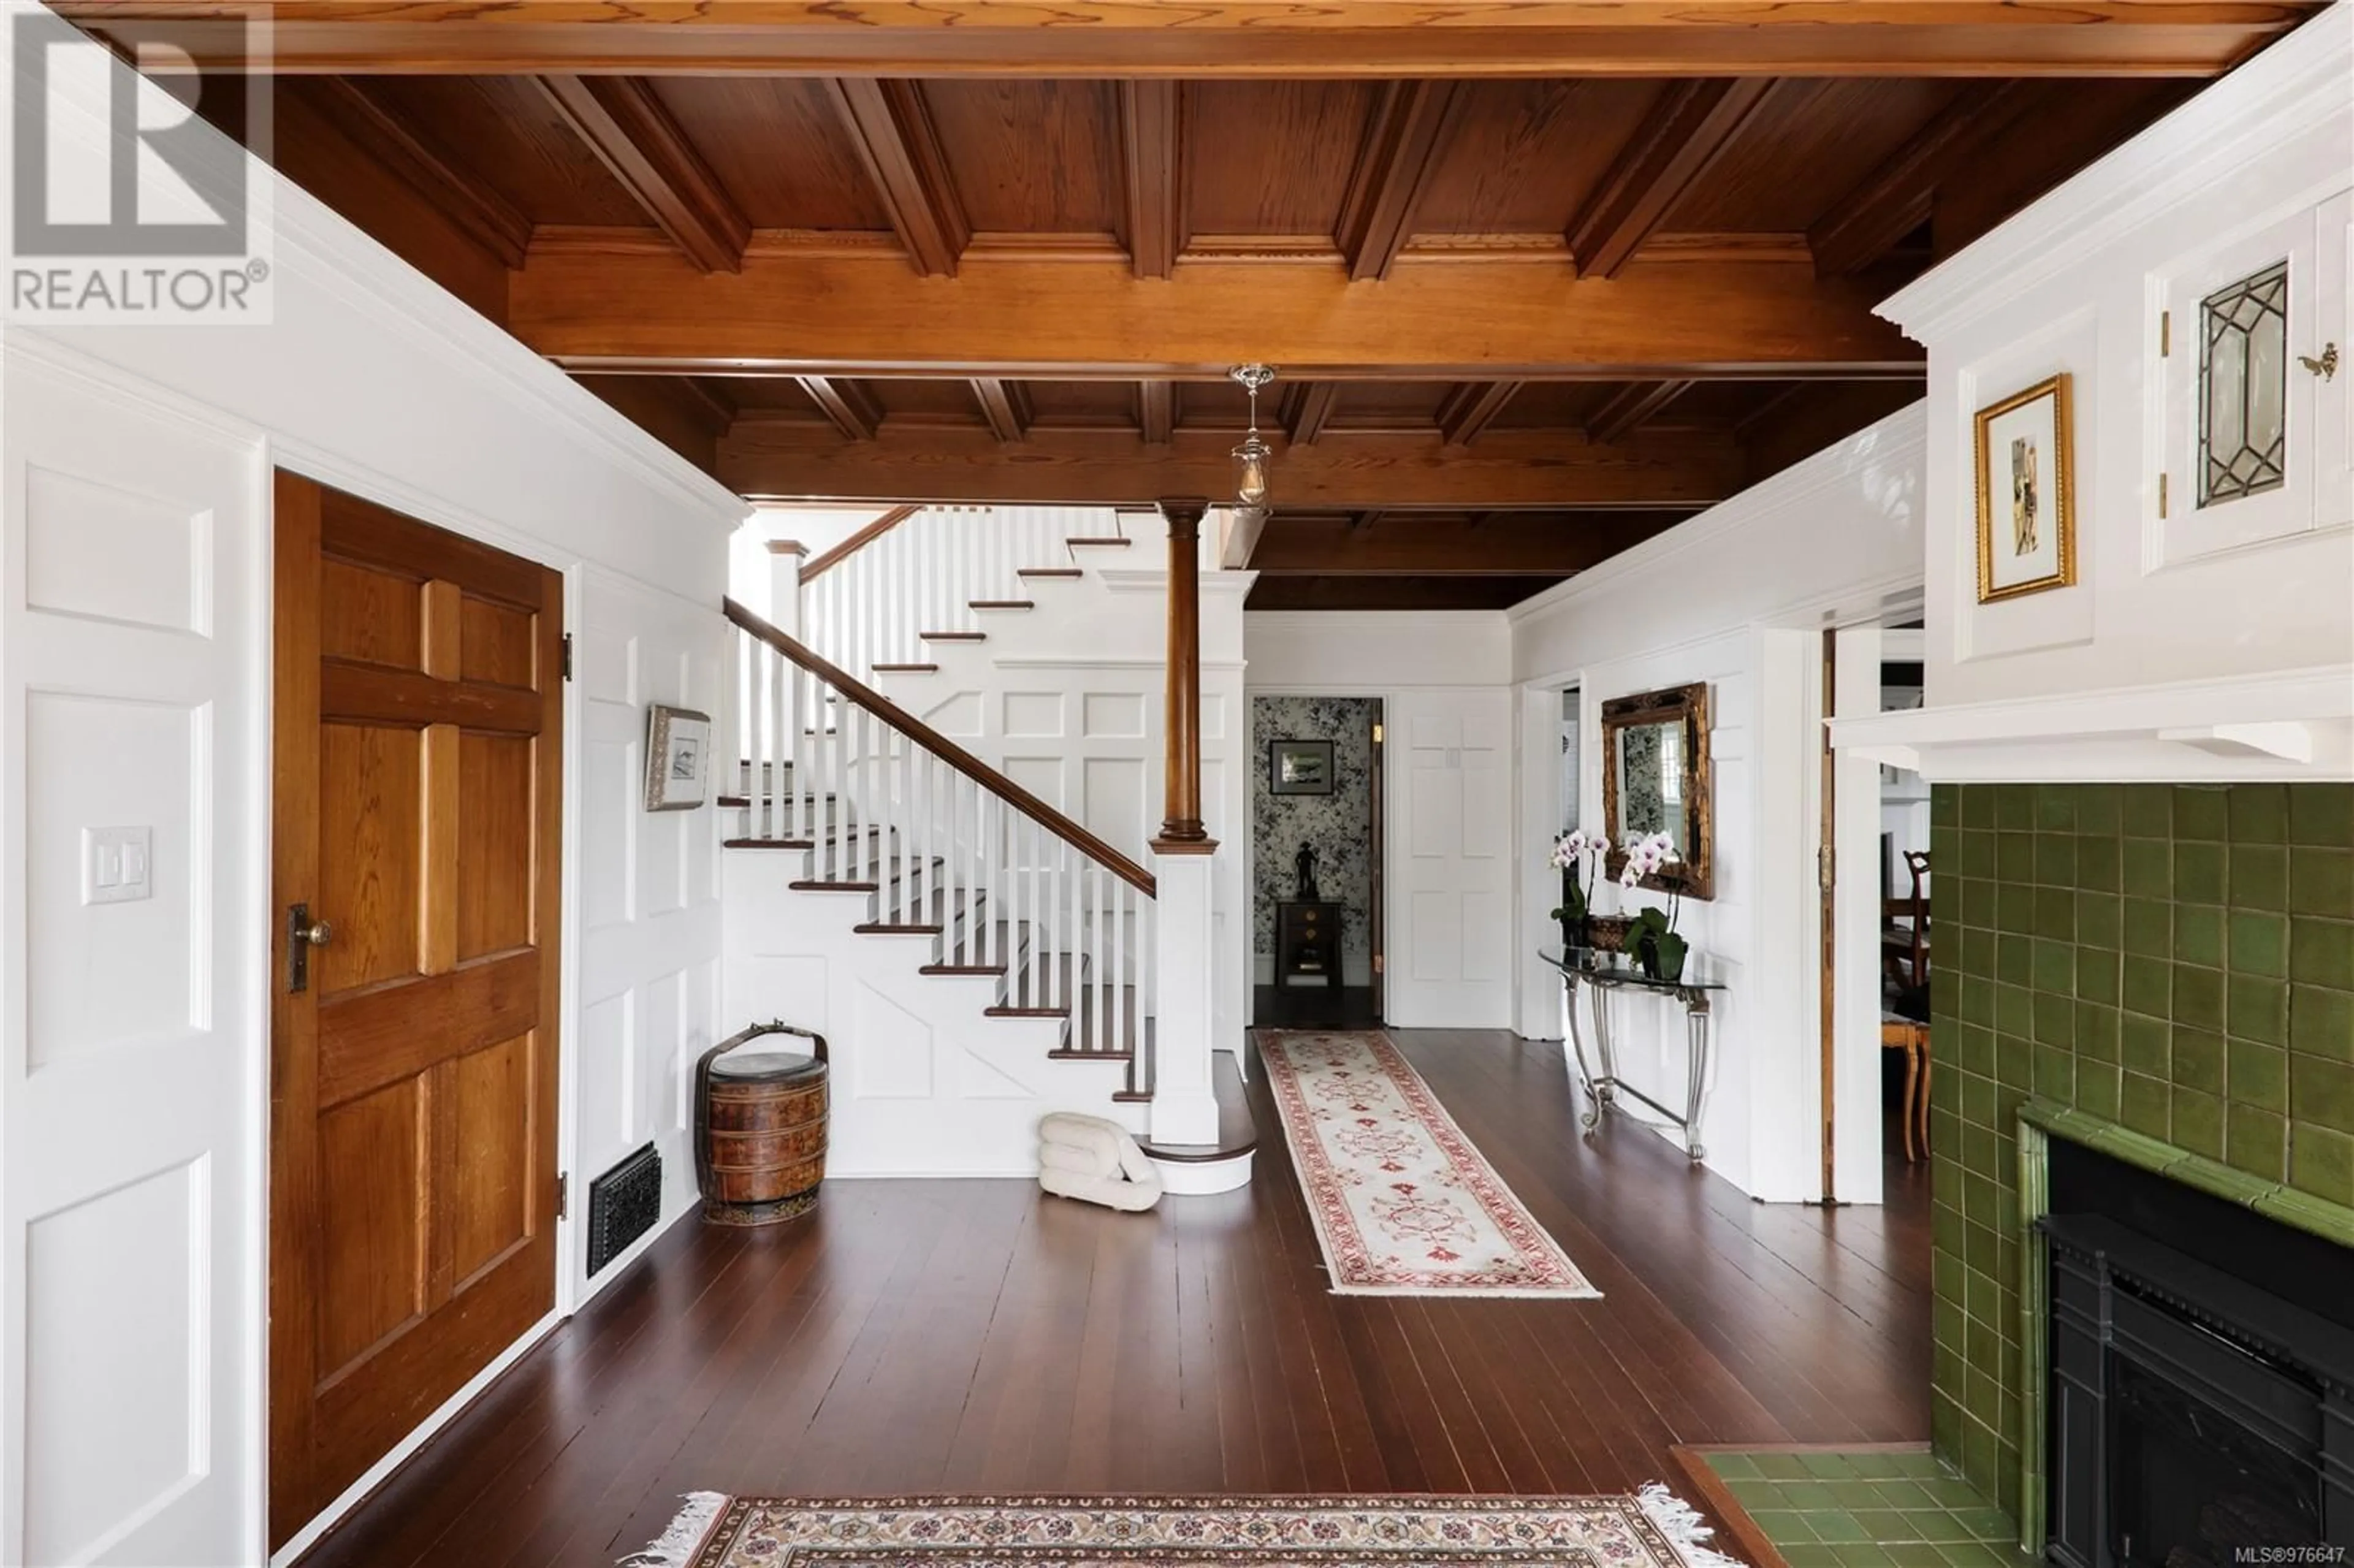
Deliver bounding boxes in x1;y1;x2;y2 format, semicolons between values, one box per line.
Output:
2041;1141;2354;1566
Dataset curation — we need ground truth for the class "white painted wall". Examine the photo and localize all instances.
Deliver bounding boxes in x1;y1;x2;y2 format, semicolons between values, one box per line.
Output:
0;35;744;1566
1508;405;1928;1201
1857;4;2353;780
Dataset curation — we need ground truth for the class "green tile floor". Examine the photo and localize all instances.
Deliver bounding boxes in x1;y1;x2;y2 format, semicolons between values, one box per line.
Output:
1700;1448;2030;1568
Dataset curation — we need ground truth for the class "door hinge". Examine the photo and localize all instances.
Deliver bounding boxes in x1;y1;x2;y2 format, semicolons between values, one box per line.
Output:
1373;953;1385;975
561;633;574;682
2158;473;2169;519
2160;310;2171;357
556;1172;569;1220
1371;722;1384;744
1818;843;1835;892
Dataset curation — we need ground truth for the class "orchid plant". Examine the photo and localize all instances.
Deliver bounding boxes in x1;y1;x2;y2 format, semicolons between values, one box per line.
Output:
1618;830;1688;981
1547;829;1609;932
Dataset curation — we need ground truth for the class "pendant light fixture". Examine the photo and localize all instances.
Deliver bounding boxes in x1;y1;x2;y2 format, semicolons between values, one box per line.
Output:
1230;363;1276;509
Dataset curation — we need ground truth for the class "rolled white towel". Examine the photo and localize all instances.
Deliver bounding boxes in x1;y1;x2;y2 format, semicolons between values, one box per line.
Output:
1037;1111;1128;1170
1039;1140;1119;1178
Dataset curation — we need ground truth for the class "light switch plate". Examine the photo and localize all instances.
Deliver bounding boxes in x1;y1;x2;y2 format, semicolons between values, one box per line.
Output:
83;826;154;905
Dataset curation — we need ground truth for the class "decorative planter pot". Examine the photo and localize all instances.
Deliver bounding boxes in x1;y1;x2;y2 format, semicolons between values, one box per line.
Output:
1585;915;1634;954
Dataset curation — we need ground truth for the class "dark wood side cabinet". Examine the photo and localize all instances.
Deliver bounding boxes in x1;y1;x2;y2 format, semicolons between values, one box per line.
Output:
1275;900;1344;991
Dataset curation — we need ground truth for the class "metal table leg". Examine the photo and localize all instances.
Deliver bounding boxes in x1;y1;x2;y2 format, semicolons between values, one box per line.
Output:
1682;998;1711;1163
1562;973;1606;1135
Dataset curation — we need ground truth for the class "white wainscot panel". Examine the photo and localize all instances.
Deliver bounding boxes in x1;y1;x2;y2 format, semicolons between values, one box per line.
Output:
851;981;935;1099
582;729;634;933
638;804;687;918
23;1157;206;1566
1004;691;1065;739
579;629;633;707
636;970;683;1144
26;690;201;1068
1083;757;1147;854
677;957;721;1132
728;954;829;1037
1409;764;1463;859
1200;691;1226;742
1082;691;1147;739
923;690;985;739
1003;756;1063;807
1409;891;1460;981
577;989;633;1174
25;465;210;636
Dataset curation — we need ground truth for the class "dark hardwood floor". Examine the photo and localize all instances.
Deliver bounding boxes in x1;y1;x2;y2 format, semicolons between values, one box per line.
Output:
300;1029;1931;1568
1252;983;1384;1030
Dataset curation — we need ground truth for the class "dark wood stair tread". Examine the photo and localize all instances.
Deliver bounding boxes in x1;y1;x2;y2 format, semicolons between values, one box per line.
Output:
970;599;1035;610
723;837;818;850
871;662;940;673
1133;1054;1255;1162
1015;568;1083;579
1064;537;1132;547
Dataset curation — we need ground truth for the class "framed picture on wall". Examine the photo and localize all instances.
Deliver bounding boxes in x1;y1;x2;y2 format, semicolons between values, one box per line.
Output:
644;704;712;811
1269;739;1335;796
1973;372;2078;603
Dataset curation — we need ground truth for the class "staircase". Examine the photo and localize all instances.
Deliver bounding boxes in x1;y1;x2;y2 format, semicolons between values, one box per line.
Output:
799;503;1143;682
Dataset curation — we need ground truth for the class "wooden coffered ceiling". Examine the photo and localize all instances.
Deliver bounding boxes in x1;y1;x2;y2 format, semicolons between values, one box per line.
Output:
73;1;2307;608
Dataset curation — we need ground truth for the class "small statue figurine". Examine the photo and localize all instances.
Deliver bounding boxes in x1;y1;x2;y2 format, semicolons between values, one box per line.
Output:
1295;843;1320;902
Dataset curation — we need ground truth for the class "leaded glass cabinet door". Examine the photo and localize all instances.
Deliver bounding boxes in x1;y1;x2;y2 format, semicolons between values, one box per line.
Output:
2157;191;2350;562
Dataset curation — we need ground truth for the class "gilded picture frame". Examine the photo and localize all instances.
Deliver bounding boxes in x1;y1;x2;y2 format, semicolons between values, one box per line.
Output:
1973;372;2078;604
1599;681;1714;902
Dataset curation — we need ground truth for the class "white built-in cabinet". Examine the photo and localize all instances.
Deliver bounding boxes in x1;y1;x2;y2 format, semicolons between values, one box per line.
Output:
2154;187;2352;564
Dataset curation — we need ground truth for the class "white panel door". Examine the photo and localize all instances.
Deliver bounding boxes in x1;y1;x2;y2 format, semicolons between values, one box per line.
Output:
1387;689;1514;1028
2;357;265;1564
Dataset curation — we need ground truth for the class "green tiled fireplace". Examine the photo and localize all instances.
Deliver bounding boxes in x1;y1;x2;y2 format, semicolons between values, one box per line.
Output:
1925;782;2354;1515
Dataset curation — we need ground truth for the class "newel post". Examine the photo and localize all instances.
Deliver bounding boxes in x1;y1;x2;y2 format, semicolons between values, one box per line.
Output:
766;538;806;638
1149;497;1219;1146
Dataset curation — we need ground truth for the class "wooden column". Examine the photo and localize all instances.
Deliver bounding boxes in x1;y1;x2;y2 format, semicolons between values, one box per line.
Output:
1152;497;1216;853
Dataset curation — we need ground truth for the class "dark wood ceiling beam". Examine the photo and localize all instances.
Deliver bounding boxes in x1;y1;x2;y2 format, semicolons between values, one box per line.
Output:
533;76;748;273
1247;576;1572;612
679;376;738;428
797;375;885;441
1137;380;1175;444
720;424;1743;509
1335;81;1468;282
1219;504;1270;571
1567;80;1774;279
1118;80;1184;281
67;4;2307;77
970;379;1035;444
824;78;970;277
1808;83;2035;277
513;248;1923;379
1587;380;1696;444
1249;511;1682;575
1436;381;1523;447
304;78;531;269
1282;382;1341;446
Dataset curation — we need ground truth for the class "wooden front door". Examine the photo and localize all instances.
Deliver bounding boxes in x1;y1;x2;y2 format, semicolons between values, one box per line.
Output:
269;473;564;1547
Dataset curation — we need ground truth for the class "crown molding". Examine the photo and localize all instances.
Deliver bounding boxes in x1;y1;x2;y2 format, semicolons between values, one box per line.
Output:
1876;3;2353;342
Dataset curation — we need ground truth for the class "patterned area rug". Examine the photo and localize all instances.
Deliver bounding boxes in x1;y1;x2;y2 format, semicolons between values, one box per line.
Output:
1259;1032;1598;1298
629;1491;1743;1567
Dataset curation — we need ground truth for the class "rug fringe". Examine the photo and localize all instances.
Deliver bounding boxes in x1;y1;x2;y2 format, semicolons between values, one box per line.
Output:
619;1491;728;1568
1637;1481;1746;1568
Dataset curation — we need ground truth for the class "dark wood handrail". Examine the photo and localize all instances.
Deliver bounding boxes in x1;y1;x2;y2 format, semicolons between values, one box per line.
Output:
800;504;921;582
723;597;1157;897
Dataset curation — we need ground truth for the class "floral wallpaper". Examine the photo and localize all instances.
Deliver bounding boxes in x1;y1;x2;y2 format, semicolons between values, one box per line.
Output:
1252;696;1376;981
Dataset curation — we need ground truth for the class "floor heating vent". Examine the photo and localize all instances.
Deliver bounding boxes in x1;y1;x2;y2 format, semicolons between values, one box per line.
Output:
586;1142;662;1276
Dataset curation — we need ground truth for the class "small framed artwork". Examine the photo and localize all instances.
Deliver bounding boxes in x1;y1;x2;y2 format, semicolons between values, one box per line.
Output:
1269;739;1335;796
1973;372;2078;603
644;704;712;812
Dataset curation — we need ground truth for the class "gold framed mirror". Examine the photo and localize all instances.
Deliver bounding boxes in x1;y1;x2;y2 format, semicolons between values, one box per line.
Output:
1600;681;1714;901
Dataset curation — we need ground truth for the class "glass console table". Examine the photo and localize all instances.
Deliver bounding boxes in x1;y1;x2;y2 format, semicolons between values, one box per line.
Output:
1540;948;1724;1165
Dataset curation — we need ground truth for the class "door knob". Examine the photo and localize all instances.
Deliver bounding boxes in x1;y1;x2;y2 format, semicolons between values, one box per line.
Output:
287;902;330;993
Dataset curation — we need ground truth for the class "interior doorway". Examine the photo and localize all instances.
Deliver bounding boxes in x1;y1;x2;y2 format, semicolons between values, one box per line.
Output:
1251;695;1385;1030
269;473;565;1545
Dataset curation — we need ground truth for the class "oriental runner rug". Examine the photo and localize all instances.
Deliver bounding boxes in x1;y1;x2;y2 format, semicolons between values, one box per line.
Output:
627;1491;1743;1568
1257;1031;1598;1298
